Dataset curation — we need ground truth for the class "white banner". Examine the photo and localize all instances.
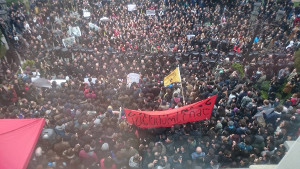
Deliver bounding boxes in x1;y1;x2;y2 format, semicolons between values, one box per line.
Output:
50;79;67;86
146;10;155;16
127;73;140;87
31;77;51;88
128;4;137;11
31;78;67;88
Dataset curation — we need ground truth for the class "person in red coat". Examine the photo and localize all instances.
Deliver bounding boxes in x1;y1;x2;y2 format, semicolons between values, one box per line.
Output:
233;45;240;53
100;157;117;169
9;84;18;103
79;144;98;167
84;86;97;99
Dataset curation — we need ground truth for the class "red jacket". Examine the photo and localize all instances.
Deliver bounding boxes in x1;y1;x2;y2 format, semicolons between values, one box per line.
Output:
100;158;116;169
233;46;240;53
84;89;96;99
294;17;300;27
79;150;98;166
24;86;29;91
10;89;18;103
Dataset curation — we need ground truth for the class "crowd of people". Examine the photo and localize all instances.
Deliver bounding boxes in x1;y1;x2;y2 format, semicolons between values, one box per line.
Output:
0;0;300;169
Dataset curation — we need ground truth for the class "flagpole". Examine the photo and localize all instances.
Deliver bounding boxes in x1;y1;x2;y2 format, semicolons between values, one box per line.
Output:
178;65;186;105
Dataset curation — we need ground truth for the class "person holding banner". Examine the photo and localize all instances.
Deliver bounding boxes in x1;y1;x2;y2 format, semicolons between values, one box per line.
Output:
0;0;299;169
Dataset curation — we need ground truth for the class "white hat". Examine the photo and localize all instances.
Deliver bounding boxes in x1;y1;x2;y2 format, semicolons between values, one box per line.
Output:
101;143;109;151
35;147;43;157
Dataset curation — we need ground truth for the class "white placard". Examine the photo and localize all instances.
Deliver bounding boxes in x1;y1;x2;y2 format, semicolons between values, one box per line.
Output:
89;22;99;31
84;78;97;84
100;17;110;22
68;26;81;37
187;34;195;40
62;36;75;47
83;9;91;17
128;4;137;11
37;35;42;41
95;2;102;7
127;73;140;87
146;10;155;16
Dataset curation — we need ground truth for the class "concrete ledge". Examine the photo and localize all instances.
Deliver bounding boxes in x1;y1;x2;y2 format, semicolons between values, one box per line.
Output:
249;165;276;169
284;141;295;151
276;137;300;169
225;164;276;169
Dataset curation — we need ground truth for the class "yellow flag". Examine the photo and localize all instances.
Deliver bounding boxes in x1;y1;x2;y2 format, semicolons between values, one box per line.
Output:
34;6;39;14
164;67;181;86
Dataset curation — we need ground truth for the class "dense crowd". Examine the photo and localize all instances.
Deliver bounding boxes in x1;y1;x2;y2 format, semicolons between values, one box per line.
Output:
0;0;300;169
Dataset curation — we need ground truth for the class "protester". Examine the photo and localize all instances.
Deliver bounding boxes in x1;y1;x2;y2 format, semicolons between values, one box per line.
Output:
0;0;300;169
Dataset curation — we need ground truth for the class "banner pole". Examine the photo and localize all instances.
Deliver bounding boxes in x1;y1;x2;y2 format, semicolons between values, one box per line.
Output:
178;65;186;105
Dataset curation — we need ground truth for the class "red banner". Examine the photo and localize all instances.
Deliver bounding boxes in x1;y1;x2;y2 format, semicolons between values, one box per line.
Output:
124;95;217;128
